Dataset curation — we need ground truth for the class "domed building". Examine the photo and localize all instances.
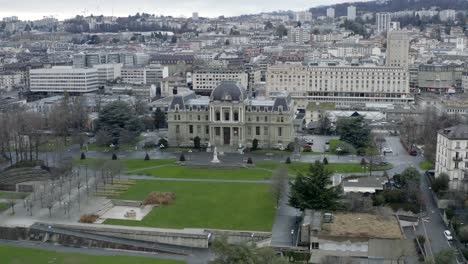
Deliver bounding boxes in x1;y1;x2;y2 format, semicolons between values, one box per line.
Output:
167;81;296;152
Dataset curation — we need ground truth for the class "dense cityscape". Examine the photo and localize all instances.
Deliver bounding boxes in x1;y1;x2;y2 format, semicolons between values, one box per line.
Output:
1;0;468;263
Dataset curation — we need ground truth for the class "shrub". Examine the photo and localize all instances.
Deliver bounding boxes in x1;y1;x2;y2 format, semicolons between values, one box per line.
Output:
303;148;311;153
79;214;99;223
458;226;468;243
252;139;259;151
179;154;186;162
373;194;386;206
247;157;253;164
462;249;468;260
158;138;168;148
286;142;295;152
194;136;201;149
323;157;328;165
285;157;291;164
360;158;367;165
446;208;455;220
382;189;405;203
144;153;150;160
80;152;86;160
143;192;176;205
143;141;155;149
416;235;426;245
432;173;450;193
333;142;356;155
112;153;117;160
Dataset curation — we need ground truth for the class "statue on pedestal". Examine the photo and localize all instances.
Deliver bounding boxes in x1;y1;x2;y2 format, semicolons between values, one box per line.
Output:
211;146;220;163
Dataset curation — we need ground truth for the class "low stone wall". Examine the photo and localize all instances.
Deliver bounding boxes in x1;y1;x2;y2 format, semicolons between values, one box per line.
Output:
206;229;272;244
44;223;210;248
111;199;142;207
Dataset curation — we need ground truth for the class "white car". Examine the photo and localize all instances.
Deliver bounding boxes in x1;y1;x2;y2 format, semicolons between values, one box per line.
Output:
444;230;453;241
382;147;393;154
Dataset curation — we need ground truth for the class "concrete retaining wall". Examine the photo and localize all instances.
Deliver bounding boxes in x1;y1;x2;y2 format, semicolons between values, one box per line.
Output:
45;223;210;248
111;199;142;207
206;229;271;244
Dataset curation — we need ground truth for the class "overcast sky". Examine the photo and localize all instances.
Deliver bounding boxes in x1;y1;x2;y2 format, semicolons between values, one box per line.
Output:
0;0;363;20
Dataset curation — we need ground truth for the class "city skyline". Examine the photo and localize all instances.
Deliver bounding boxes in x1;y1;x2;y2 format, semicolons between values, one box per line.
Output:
0;0;364;20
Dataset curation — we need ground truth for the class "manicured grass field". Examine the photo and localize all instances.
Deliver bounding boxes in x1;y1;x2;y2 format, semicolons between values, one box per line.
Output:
122;159;177;171
75;158;176;170
135;166;272;180
419;160;435;170
256;161;392;175
104;180;275;231
0;202;9;212
0;191;29;199
329;139;344;154
0;245;185;264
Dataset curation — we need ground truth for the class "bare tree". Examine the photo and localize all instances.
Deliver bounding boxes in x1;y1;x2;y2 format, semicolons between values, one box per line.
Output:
6;194;16;215
270;165;289;208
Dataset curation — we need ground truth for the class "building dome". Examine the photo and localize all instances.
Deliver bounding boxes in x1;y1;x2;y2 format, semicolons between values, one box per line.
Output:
210;81;248;102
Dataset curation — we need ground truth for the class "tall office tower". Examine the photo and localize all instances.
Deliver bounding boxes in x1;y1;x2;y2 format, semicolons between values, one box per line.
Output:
376;12;392;33
347;5;356;20
326;8;335;19
192;12;199;21
386;30;409;69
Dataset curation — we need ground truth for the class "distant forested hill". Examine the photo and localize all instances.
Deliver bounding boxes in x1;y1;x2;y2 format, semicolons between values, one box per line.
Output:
310;0;468;17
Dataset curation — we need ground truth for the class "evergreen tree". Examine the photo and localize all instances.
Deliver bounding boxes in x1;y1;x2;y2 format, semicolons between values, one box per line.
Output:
289;161;342;211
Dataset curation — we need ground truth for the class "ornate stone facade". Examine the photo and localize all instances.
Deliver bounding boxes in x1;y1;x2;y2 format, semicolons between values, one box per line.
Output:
167;81;295;151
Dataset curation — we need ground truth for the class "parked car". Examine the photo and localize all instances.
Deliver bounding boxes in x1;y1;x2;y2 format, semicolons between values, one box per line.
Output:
409;149;418;156
324;145;330;152
382;147;393;154
303;144;312;150
444;230;453;241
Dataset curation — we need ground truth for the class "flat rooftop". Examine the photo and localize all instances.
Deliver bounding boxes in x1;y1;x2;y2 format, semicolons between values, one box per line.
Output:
320;213;403;239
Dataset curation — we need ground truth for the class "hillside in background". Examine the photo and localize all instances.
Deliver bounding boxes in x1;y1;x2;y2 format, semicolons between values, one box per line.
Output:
310;0;468;17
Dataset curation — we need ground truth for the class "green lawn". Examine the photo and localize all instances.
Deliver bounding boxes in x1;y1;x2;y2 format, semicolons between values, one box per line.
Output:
419;160;435;170
75;158;177;171
256;161;392;175
104;180;275;231
329;139;343;153
122;159;177;171
0;191;29;199
0;245;184;264
133;165;272;180
76;158;271;180
38;137;73;152
0;202;9;212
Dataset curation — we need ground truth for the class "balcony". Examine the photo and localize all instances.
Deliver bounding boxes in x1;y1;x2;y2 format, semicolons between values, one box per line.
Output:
453;156;463;162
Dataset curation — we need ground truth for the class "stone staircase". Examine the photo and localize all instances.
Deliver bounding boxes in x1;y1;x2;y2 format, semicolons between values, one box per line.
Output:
0;167;53;185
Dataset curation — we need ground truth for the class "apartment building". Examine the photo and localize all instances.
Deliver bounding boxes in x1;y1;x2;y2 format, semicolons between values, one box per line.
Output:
288;27;311;44
29;66;99;93
192;67;248;95
435;125;468;189
93;64;122;86
0;72;24;92
376;13;392;33
347;5;356;21
120;64;168;85
266;64;410;108
326;8;335;19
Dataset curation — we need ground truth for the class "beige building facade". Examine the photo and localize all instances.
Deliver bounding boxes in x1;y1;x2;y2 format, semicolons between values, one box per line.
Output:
167;81;295;151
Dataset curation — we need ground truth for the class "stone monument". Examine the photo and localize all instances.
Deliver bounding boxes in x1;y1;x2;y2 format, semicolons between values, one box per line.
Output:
211;146;220;163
